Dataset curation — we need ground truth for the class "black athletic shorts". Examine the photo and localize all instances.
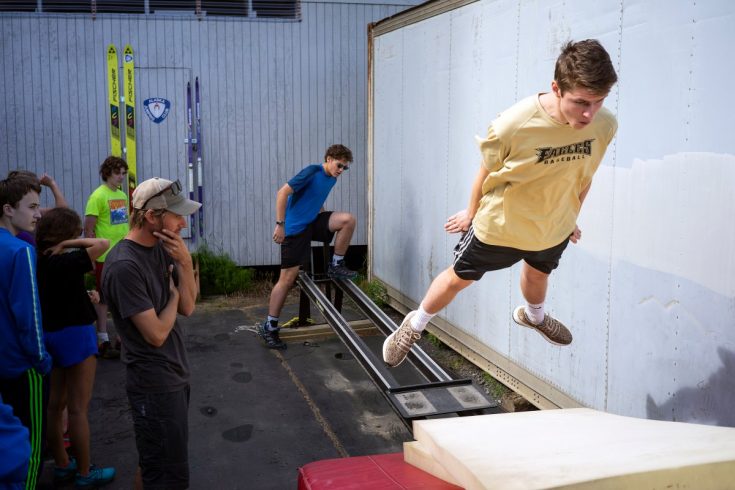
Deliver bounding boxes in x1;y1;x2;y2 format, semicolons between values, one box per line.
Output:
281;211;334;269
128;386;190;490
453;226;570;280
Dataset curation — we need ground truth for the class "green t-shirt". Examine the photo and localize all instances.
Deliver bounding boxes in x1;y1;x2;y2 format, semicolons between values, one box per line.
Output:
85;184;129;262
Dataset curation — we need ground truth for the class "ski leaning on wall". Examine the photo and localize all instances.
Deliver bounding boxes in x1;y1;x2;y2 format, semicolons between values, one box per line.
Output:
195;77;204;238
186;80;196;240
123;44;137;209
106;45;122;157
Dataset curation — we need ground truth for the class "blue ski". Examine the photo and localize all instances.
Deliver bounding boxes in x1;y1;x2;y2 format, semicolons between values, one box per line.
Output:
195;77;204;238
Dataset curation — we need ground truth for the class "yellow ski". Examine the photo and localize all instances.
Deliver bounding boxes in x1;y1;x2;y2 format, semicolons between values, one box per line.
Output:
106;44;121;157
123;44;137;208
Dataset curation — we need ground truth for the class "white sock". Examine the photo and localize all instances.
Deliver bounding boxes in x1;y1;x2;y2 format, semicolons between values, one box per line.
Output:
332;254;344;266
410;304;435;332
525;302;545;324
97;332;110;343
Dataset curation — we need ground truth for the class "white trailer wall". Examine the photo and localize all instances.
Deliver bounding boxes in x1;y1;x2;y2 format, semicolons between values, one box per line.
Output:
369;0;735;426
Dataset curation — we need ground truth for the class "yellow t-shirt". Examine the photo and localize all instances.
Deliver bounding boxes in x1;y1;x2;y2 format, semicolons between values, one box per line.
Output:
84;184;129;262
472;94;617;251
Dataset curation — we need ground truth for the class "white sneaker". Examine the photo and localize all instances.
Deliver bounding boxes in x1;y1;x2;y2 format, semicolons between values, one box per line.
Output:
382;311;421;367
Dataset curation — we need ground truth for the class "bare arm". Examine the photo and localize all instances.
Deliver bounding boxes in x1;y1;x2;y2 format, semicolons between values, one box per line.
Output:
46;237;110;263
153;229;197;316
39;173;68;213
273;183;294;244
84;216;97;238
444;164;491;234
129;268;181;347
570;182;593;244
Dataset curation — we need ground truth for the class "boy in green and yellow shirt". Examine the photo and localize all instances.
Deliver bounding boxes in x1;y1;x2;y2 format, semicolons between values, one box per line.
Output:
84;156;129;358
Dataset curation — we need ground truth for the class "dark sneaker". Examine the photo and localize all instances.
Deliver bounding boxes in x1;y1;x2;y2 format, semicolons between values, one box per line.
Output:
328;261;358;279
75;465;116;489
512;306;573;346
382;311;421;367
54;457;78;485
257;322;287;350
97;341;120;359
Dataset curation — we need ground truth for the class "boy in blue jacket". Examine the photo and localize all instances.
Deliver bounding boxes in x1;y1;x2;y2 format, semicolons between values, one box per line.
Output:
0;173;52;490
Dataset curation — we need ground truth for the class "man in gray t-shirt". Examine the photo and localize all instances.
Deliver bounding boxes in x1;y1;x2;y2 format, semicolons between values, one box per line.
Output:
102;177;199;490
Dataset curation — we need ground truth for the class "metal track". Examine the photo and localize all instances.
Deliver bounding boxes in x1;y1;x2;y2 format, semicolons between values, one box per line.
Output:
297;273;399;390
331;277;452;383
296;273;497;430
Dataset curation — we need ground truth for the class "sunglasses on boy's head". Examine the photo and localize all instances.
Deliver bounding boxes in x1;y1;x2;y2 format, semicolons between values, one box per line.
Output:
141;179;183;209
337;162;350;171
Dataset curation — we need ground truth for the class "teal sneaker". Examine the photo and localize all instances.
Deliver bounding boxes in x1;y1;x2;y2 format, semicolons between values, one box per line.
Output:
75;465;116;489
54;456;78;485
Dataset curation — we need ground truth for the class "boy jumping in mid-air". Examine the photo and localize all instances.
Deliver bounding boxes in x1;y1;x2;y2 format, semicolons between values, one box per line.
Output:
384;39;618;367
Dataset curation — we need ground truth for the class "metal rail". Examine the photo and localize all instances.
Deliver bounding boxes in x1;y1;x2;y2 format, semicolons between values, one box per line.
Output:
296;272;497;430
297;273;400;390
331;277;453;383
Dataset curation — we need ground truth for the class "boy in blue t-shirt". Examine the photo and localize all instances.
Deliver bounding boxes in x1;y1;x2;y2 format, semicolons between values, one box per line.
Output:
0;173;52;489
259;144;357;350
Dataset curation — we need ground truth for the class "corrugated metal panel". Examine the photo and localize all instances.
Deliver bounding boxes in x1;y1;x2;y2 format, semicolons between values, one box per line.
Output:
0;0;419;265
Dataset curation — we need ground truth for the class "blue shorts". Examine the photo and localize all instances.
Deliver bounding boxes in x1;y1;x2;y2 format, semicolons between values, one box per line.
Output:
44;325;98;368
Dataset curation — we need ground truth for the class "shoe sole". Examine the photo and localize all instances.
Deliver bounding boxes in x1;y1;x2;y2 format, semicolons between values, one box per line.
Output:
512;306;569;346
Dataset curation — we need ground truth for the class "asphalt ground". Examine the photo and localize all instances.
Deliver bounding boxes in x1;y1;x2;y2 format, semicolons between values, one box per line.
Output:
37;298;430;489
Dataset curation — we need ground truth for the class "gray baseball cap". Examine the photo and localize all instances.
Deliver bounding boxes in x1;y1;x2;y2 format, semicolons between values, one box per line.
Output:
132;177;200;216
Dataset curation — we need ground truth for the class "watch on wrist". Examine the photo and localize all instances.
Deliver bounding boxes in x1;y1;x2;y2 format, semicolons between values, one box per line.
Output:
276;220;285;226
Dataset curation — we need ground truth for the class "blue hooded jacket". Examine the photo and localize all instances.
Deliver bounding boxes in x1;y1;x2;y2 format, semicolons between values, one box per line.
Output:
0;228;52;378
0;394;30;485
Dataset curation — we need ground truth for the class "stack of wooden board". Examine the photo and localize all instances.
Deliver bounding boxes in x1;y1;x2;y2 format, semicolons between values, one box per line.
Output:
404;408;735;489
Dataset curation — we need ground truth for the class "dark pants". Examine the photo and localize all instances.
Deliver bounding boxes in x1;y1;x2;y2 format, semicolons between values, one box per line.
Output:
128;386;191;490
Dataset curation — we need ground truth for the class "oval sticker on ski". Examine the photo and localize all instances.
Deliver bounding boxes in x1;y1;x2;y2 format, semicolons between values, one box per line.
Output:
143;98;171;124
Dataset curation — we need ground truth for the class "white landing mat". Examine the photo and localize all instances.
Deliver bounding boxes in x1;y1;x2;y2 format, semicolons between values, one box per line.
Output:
404;408;735;489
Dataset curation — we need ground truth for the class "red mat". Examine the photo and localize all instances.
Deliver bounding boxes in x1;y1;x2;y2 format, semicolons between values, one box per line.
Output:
298;452;462;489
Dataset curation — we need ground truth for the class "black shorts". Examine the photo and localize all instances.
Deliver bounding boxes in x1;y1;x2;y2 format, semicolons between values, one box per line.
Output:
281;211;334;269
128;386;190;490
453;226;569;280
